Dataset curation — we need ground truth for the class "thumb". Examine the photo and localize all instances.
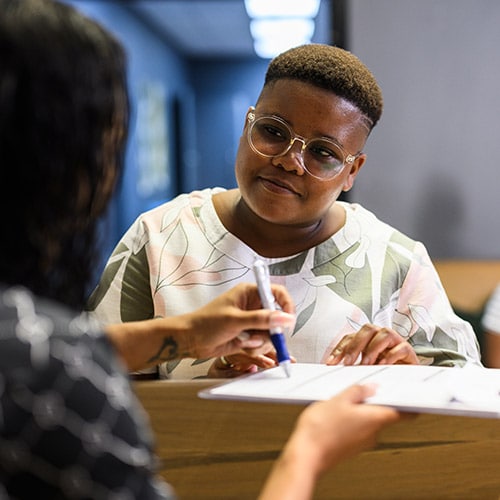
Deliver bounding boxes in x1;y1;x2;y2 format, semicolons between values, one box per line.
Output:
339;383;378;404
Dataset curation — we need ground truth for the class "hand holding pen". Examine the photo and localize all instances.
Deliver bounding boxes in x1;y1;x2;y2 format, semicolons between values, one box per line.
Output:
253;259;293;377
208;280;295;378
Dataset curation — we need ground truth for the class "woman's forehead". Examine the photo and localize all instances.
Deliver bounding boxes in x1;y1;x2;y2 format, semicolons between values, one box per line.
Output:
256;79;370;144
258;79;359;115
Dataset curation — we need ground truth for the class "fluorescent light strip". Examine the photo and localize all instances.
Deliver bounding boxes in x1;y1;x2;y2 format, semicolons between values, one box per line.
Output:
244;0;321;59
244;0;320;18
250;19;315;58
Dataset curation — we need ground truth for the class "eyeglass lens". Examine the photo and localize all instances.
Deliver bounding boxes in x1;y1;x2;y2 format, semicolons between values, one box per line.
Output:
249;116;346;179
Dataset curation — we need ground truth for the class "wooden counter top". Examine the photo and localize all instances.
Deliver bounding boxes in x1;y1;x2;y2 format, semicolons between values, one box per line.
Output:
134;379;500;500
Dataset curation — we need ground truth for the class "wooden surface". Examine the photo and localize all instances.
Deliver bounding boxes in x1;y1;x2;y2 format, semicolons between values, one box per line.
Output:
434;259;500;313
134;379;500;500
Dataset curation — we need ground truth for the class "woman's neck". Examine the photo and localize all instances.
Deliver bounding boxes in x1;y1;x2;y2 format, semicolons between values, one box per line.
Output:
212;189;346;258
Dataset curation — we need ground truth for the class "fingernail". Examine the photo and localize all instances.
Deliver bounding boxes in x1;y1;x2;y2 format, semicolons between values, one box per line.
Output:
361;354;375;365
342;354;352;365
258;354;276;367
242;338;264;348
270;311;296;332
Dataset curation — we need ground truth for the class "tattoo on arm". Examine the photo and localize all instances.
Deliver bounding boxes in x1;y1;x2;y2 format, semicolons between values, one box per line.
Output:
147;336;185;362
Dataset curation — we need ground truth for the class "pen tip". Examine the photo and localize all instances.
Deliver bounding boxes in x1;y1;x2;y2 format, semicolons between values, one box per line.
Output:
282;361;291;378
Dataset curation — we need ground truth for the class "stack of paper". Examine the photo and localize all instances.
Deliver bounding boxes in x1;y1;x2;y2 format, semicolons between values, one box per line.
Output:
199;363;500;418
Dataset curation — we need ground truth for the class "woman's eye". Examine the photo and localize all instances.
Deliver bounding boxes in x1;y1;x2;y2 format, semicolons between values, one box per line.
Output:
263;125;287;139
309;143;342;162
310;145;334;158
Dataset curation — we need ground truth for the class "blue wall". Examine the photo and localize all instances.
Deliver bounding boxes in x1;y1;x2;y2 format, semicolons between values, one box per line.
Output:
189;58;269;189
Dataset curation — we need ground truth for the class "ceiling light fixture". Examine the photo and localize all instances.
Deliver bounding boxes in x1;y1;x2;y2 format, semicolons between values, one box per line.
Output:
244;0;320;18
244;0;321;59
250;18;315;59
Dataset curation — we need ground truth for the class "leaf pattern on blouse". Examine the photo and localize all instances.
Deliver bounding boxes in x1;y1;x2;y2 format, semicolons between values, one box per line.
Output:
154;220;250;291
88;188;481;378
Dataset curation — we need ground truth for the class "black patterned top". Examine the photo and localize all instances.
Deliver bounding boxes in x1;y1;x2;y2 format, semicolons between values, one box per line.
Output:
0;285;175;499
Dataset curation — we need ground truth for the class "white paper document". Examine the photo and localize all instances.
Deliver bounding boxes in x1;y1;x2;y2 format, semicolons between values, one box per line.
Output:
199;363;500;418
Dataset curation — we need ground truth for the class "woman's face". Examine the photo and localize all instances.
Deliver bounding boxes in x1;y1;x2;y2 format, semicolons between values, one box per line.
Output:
235;79;369;228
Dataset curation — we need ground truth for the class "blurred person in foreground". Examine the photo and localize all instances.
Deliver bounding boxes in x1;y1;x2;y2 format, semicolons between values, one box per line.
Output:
0;1;403;498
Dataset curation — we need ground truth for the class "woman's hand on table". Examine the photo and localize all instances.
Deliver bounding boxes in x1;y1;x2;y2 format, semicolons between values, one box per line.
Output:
327;324;419;366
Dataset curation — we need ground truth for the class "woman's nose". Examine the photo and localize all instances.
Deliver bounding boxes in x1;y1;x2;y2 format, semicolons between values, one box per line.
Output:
271;140;306;175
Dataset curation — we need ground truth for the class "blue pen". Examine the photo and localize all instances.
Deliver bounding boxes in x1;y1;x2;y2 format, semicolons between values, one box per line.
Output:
253;259;291;377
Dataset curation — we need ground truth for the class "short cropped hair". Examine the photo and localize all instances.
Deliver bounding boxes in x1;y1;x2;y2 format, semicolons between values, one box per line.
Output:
264;44;383;130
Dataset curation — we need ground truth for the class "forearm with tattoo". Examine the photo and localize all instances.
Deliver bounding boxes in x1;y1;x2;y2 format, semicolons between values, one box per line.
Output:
147;336;186;362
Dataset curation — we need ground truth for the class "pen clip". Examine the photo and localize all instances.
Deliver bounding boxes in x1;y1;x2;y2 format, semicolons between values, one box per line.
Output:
253;259;276;310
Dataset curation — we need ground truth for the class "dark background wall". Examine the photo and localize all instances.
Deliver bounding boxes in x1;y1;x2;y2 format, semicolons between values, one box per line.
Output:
188;58;269;190
64;1;191;264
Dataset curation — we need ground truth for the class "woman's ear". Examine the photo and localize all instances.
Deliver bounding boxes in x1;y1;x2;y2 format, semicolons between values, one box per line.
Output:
342;154;366;192
243;106;256;133
246;106;256;121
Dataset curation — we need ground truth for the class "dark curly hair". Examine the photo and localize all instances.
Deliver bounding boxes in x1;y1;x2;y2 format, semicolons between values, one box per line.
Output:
263;44;383;130
0;0;129;309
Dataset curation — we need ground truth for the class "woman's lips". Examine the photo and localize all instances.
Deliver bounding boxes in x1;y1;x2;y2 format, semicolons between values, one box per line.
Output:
259;176;301;196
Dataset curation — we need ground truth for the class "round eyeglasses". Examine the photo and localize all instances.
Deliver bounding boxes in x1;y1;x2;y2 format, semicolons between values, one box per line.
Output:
246;109;359;181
